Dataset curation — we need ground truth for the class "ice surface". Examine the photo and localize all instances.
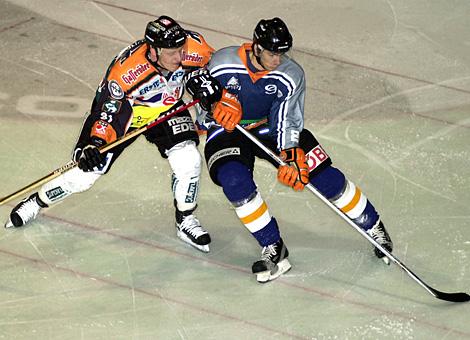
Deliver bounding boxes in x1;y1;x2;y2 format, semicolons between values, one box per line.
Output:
1;1;469;339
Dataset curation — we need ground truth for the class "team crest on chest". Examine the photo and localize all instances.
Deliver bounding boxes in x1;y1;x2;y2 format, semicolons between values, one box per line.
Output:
227;76;241;90
264;84;277;95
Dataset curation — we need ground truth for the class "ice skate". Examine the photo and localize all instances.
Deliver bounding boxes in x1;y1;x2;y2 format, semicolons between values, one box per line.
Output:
367;221;393;265
5;193;47;228
252;238;291;283
175;208;211;253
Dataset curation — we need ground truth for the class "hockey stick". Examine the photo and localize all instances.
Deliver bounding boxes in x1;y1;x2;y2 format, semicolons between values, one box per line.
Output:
235;124;470;303
0;100;199;206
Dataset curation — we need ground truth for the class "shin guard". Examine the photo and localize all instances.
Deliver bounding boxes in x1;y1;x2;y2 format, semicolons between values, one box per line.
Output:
168;141;202;212
38;167;101;206
217;161;280;246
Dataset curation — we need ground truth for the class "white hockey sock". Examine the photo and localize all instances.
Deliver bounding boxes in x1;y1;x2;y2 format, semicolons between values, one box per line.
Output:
234;192;272;233
331;180;367;220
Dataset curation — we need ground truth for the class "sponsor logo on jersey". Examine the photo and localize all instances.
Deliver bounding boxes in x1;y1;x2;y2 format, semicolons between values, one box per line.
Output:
182;50;203;64
207;147;241;170
108;80;124;99
306;145;330;172
167;115;196;135
227;76;240;90
163;96;177;105
121;63;150;85
161;88;181;105
265;84;277;95
170;70;185;82
139;79;164;96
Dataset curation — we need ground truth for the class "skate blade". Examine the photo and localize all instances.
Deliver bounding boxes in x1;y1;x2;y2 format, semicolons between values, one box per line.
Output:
381;256;390;265
193;244;210;253
176;231;210;253
4;219;14;229
255;259;292;283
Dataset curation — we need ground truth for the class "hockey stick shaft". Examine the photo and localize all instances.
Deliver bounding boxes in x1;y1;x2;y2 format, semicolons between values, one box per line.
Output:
235;124;469;302
0;100;199;206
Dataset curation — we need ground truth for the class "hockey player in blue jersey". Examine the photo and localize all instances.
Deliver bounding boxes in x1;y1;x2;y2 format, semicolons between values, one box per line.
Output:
192;17;393;282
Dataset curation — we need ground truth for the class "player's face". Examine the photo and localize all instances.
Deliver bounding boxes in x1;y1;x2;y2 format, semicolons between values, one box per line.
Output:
259;49;283;71
157;46;184;72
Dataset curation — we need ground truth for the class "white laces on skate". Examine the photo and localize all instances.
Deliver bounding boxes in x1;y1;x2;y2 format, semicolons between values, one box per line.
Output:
368;224;389;244
253;241;291;283
16;198;40;223
261;244;277;262
179;215;206;238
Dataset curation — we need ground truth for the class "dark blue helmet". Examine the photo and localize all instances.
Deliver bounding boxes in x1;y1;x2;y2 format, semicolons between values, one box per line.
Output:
253;17;293;53
145;15;186;48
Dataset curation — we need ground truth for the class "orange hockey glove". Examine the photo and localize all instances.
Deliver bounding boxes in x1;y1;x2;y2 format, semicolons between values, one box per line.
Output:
277;147;309;191
212;89;242;132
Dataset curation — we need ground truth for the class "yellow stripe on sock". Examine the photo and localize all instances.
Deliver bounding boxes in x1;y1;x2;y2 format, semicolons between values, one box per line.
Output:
341;187;362;213
240;202;268;224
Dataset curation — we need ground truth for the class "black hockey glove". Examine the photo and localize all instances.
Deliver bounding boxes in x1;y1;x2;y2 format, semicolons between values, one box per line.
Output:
74;137;107;172
184;69;222;111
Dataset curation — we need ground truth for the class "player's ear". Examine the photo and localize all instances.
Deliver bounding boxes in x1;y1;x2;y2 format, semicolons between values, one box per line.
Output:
253;43;262;57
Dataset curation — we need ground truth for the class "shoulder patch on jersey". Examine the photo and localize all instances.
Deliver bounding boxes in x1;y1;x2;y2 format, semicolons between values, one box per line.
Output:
108;80;124;99
102;99;122;114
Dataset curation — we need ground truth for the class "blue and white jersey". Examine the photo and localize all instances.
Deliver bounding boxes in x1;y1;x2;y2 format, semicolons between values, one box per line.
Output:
197;43;306;150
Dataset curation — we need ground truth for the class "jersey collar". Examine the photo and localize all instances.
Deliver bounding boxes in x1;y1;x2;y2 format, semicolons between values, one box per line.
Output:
237;43;270;83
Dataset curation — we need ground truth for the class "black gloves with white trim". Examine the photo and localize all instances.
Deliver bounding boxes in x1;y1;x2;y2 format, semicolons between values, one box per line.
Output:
73;137;107;172
184;69;223;111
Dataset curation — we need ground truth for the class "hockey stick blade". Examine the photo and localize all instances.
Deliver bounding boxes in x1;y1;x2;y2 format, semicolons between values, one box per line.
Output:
406;264;470;302
429;288;470;303
437;292;470;303
234;124;470;303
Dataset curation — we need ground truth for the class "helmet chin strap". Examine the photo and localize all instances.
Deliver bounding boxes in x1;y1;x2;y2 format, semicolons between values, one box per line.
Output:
252;44;268;71
147;45;159;63
149;46;168;72
148;46;166;73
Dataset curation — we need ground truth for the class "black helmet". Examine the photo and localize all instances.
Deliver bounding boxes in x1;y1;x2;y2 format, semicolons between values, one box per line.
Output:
145;15;187;48
253;17;292;53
